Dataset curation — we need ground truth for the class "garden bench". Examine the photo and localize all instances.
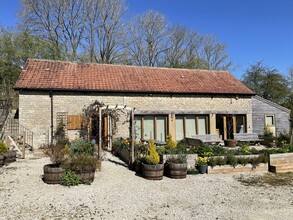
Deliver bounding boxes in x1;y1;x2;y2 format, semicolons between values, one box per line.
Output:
269;152;293;173
190;134;221;145
185;138;204;147
234;133;263;143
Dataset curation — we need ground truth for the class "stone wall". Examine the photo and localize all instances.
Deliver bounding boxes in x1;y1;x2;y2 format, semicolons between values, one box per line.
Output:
19;91;252;148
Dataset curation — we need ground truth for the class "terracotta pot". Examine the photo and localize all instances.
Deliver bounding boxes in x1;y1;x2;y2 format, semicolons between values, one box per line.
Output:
224;139;237;148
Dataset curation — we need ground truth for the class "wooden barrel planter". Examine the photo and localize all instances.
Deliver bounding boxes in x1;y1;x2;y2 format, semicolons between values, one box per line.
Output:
165;162;187;179
4;151;17;164
133;159;143;174
0;155;4;167
142;163;164;180
74;167;95;183
43;164;65;184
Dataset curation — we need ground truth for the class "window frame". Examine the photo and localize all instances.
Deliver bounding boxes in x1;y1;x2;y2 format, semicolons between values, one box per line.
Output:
175;114;209;140
134;115;168;142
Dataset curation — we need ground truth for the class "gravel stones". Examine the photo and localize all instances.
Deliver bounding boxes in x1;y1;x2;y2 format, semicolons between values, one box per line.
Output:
0;152;292;219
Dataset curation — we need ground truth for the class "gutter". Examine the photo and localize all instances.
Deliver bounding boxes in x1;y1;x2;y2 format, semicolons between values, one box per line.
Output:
49;90;53;145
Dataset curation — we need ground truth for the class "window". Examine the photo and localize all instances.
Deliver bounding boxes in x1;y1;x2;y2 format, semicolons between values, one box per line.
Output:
134;115;167;142
265;115;274;126
236;115;246;133
175;115;209;141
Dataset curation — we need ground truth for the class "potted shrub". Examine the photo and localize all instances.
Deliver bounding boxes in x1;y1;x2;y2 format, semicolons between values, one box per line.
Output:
260;126;275;147
164;154;188;179
0;141;9;166
43;123;69;184
67;139;100;182
62;153;99;184
141;138;164;180
196;156;208;174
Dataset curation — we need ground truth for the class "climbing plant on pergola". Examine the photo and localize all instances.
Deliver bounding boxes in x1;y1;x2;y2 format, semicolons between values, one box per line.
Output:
82;100;135;163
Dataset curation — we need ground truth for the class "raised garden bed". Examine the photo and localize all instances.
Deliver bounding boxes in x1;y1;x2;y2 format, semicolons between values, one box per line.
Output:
208;163;268;174
160;154;197;169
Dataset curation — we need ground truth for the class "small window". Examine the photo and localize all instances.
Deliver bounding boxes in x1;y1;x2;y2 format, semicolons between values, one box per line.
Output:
265;115;274;126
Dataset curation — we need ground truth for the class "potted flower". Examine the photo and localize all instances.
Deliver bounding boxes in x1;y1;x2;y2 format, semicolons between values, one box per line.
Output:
165;154;188;179
196;156;208;174
141;138;164;180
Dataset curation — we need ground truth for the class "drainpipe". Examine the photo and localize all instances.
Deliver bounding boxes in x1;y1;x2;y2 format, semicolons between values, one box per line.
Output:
50;90;53;145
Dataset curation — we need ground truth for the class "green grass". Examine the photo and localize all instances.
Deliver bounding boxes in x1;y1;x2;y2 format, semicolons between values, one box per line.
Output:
237;172;293;187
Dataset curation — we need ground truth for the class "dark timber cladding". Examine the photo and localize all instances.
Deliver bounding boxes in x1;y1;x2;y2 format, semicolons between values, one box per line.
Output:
252;96;291;136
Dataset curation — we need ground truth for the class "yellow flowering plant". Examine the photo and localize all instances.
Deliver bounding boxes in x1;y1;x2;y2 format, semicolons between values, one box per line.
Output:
196;156;208;166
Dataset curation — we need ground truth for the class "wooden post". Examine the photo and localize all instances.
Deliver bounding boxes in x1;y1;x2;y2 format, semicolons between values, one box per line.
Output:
22;133;26;159
98;107;102;160
130;110;135;167
223;116;227;140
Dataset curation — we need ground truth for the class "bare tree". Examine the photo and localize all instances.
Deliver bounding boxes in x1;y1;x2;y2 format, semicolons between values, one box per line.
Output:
164;25;190;68
200;35;232;70
82;0;126;63
126;10;168;67
19;0;126;62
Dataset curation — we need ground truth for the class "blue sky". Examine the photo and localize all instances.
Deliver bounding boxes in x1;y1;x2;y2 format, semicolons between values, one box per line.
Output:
1;0;293;79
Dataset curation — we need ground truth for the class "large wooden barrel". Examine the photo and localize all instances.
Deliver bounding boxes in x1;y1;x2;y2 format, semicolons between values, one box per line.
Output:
165;162;187;179
74;167;95;183
142;163;164;180
43;164;65;184
0;155;4;167
4;151;16;164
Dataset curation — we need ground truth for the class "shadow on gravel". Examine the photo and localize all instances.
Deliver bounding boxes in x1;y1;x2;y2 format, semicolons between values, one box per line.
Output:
107;158;128;168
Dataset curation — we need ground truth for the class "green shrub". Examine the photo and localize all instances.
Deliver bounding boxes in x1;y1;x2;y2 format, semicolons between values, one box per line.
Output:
176;140;188;154
276;132;291;146
237;157;250;166
60;170;81;186
207;157;217;167
69;139;95;156
145;138;160;165
226;154;237;168
0;141;8;155
210;146;227;156
63;154;99;171
250;147;259;155
240;145;251;155
216;157;227;166
166;135;176;149
194;145;213;157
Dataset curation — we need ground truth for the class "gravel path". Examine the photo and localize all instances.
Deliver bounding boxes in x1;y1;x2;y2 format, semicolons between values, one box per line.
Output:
0;152;293;220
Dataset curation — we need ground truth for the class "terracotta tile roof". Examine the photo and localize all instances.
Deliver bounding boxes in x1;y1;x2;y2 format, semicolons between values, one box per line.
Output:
14;59;254;95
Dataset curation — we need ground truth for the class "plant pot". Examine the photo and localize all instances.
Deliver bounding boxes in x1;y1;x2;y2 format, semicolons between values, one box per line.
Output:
0;155;4;167
74;167;96;183
165;162;187;179
197;165;208;174
43;164;65;184
133;159;142;174
4;150;17;164
142;163;164;180
224;139;237;148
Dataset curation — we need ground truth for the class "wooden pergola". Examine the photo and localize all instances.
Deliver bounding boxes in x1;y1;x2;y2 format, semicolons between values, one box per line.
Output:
98;105;135;165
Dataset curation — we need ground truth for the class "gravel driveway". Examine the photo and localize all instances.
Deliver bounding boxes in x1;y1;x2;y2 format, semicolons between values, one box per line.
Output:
0;152;292;220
